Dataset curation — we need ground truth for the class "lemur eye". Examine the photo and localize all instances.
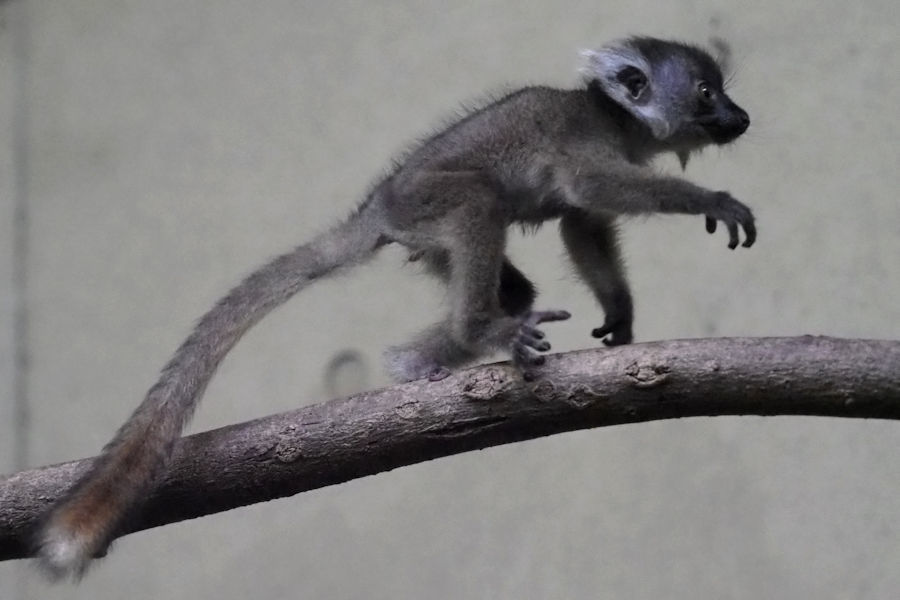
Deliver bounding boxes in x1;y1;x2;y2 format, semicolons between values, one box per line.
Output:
697;81;714;101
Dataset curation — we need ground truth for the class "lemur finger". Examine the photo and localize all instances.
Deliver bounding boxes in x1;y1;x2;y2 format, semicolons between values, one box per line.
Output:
514;345;546;366
530;310;571;324
706;216;717;234
427;366;452;382
741;219;756;247
592;324;613;338
520;333;551;352
726;222;739;250
602;333;631;347
520;325;544;339
518;324;550;351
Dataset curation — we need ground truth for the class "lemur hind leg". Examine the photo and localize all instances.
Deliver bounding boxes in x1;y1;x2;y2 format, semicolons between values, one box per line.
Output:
385;173;567;382
390;251;540;381
409;249;537;317
498;259;537;317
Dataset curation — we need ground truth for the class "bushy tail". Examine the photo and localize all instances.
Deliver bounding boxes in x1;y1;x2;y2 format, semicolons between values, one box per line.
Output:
37;206;385;579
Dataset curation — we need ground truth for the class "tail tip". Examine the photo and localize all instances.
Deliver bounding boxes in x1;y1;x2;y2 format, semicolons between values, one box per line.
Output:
36;525;93;581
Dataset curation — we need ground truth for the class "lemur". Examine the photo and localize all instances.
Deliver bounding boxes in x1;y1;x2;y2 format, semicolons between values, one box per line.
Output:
37;36;755;578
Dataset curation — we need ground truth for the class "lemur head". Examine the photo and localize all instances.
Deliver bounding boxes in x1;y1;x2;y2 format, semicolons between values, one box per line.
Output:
582;37;749;151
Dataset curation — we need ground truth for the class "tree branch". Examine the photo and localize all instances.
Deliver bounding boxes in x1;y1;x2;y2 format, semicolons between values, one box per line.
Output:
2;336;899;561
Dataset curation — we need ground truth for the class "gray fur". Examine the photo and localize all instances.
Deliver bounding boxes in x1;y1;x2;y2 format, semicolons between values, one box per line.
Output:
38;36;755;578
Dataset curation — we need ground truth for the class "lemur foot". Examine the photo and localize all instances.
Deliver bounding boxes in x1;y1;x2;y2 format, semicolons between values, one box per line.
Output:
704;191;756;249
592;318;633;347
512;309;570;380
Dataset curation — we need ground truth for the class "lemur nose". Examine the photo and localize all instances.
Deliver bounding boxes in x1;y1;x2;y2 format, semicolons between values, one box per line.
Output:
736;110;750;133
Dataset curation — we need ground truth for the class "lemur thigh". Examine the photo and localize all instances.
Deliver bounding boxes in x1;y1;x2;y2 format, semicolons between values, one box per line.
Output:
416;249;536;317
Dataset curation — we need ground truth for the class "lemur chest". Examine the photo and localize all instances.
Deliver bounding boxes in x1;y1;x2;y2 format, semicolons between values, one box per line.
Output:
498;161;571;224
502;184;569;225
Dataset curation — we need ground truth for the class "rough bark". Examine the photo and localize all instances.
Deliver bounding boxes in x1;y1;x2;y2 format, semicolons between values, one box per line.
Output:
2;336;899;561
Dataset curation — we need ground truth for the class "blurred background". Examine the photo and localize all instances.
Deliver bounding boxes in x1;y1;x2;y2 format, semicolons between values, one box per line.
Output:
1;1;898;598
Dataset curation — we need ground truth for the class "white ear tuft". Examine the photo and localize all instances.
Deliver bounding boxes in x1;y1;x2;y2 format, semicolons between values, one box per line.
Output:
579;41;649;83
577;41;673;141
578;48;603;79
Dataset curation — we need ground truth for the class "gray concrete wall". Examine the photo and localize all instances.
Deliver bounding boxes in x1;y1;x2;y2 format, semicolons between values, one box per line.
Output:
0;3;18;472
0;8;22;600
2;1;899;598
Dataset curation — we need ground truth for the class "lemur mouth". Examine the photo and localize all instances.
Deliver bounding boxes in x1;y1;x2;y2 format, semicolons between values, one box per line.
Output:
708;128;743;145
701;121;747;145
699;113;750;145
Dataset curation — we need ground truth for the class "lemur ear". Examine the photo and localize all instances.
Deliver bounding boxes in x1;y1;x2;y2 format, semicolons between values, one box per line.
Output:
615;65;649;100
580;44;671;139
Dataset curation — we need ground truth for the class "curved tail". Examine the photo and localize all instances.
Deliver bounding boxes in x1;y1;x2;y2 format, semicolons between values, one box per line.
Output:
37;204;386;579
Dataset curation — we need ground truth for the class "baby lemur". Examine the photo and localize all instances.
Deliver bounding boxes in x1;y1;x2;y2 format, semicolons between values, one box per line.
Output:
38;36;755;577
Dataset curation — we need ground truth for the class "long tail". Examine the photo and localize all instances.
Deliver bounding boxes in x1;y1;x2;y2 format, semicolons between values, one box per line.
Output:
37;204;386;579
